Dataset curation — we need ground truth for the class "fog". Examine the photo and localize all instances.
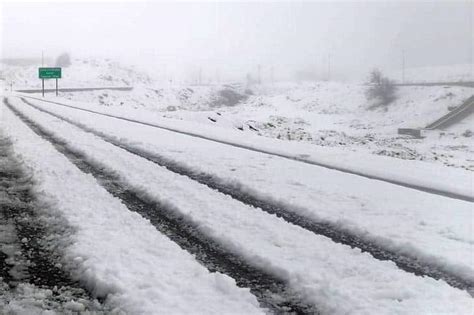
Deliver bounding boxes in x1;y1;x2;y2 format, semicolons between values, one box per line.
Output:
1;1;473;82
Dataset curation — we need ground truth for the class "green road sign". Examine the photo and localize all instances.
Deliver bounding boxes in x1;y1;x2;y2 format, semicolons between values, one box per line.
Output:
39;67;61;79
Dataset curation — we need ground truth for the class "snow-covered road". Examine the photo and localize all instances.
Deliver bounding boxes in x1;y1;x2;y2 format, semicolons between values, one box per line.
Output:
0;133;109;313
15;96;474;290
1;95;473;314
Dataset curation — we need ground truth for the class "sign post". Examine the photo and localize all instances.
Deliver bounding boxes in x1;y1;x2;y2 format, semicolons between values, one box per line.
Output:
38;67;62;97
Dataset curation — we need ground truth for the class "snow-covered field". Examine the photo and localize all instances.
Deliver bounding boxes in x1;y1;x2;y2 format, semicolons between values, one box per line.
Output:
389;63;473;83
1;58;473;314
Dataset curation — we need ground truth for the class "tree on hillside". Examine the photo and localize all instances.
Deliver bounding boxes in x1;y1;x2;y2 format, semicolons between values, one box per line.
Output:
365;68;397;109
55;53;71;67
368;69;383;85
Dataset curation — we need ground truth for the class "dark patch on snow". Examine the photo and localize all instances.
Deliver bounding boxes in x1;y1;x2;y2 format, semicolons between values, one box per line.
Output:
211;89;247;108
462;129;472;137
0;114;109;312
247;124;259;132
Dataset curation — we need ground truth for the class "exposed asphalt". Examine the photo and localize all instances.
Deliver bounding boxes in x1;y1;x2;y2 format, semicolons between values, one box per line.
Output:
0;133;107;313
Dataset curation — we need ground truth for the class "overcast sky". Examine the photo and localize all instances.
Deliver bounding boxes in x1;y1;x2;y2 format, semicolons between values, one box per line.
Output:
1;1;473;81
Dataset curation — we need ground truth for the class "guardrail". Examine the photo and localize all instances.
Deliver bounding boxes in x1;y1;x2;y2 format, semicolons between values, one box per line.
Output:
398;95;474;137
425;95;474;130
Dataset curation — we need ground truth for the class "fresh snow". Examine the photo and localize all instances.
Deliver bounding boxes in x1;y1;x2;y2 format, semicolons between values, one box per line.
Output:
2;58;474;314
19;93;473;199
0;100;263;315
14;95;474;282
4;97;473;314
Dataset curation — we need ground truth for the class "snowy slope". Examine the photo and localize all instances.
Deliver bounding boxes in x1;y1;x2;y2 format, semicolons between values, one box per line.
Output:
1;58;250;112
3;58;474;171
1;58;150;89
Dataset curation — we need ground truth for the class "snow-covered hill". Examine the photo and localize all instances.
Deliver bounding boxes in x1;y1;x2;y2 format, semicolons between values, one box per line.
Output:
3;58;474;170
158;81;474;171
1;57;153;89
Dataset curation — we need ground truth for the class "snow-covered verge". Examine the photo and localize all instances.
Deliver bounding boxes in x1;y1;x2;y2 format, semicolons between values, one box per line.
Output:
0;100;263;314
17;96;474;282
6;97;474;314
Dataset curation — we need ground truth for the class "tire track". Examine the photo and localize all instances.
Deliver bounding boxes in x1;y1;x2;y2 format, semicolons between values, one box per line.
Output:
0;135;106;313
5;98;319;314
17;97;474;294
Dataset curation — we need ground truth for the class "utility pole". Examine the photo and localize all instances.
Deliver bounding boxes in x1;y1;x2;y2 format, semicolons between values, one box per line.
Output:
270;66;274;86
402;49;406;83
470;0;473;80
257;64;262;84
327;54;331;81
